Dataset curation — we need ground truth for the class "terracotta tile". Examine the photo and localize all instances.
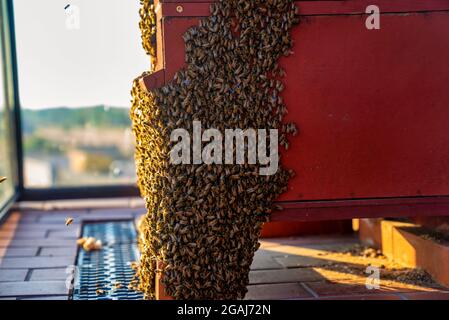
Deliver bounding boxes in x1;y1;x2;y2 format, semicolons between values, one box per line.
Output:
0;212;21;225
403;291;449;300
304;280;372;297
250;255;283;270
0;257;73;269
17;215;40;223
0;281;68;297
37;216;81;223
88;208;138;215
85;209;136;220
16;223;80;232
0;239;14;249
43;199;130;210
19;211;87;223
0;270;28;282
0;213;20;251
39;247;77;257
83;215;135;222
19;209;87;216
0;230;47;239
310;294;403;300
7;239;75;247
249;268;322;285
255;248;286;257
303;279;422;297
0;224;17;232
2;248;38;257
29;268;68;281
47;230;79;239
19;295;68;300
0;230;15;241
245;283;312;300
274;255;331;268
257;244;368;272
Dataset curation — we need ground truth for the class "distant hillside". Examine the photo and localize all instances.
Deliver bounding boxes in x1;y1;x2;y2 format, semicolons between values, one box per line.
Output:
22;106;131;134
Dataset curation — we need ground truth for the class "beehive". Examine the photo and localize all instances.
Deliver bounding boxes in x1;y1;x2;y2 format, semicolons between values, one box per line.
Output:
130;0;299;299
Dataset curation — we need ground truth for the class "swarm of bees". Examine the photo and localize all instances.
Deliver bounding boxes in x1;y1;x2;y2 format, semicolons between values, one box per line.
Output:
131;0;299;299
139;0;157;70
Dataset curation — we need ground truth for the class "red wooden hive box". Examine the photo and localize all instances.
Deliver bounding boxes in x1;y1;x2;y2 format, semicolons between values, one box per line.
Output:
142;0;449;222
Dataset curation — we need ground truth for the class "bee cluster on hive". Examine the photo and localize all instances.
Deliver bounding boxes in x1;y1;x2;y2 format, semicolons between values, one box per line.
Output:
139;0;157;69
131;0;299;299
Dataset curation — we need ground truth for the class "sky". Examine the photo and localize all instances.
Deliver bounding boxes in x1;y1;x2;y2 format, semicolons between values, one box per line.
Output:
13;0;150;109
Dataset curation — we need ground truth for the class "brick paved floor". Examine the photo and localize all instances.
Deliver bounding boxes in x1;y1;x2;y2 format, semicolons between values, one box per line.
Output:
1;199;448;300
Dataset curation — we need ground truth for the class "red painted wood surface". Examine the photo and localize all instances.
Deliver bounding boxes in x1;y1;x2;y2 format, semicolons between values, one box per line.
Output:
261;220;352;238
160;0;449;18
145;1;449;220
280;12;449;201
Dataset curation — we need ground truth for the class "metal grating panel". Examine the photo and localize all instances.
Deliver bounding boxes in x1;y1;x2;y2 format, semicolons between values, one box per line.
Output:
72;221;143;300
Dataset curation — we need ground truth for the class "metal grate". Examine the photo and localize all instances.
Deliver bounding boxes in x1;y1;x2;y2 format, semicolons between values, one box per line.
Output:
72;221;144;300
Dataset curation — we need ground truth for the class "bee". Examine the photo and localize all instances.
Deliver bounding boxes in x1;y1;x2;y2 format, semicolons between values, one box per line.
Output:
113;282;123;290
130;261;139;270
65;217;74;226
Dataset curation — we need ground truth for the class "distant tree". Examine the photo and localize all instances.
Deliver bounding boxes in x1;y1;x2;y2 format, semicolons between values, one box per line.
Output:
21;105;131;134
24;136;63;155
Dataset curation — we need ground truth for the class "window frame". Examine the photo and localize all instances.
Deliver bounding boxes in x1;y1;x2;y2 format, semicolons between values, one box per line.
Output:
0;0;21;220
0;0;140;207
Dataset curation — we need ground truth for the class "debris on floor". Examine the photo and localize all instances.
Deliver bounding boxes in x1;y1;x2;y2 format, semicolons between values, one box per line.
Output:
77;237;102;252
315;244;443;289
404;226;449;245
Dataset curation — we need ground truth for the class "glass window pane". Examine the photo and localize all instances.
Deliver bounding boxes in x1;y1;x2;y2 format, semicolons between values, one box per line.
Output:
0;40;15;206
13;0;149;188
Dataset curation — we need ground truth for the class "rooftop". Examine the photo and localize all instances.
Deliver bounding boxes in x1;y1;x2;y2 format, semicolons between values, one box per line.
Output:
1;199;448;300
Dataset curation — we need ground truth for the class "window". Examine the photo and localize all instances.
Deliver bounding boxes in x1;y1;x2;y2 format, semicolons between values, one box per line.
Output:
0;49;15;208
13;0;149;188
0;2;16;210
